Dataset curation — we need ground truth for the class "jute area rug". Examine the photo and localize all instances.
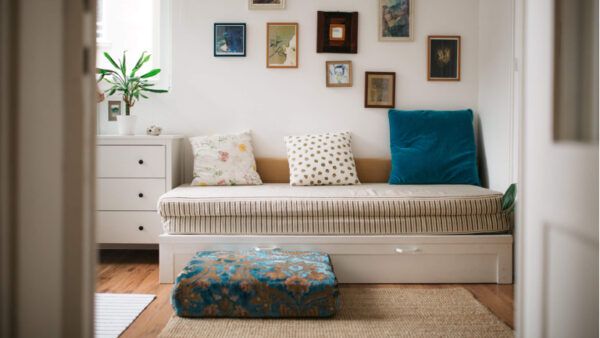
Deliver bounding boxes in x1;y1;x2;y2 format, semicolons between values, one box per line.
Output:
159;287;513;338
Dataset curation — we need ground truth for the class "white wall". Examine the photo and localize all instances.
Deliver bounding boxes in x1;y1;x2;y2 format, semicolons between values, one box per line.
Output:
97;0;515;190
99;0;479;157
477;0;515;191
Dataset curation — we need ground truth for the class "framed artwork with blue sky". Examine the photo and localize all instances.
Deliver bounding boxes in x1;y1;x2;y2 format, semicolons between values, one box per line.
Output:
214;23;246;57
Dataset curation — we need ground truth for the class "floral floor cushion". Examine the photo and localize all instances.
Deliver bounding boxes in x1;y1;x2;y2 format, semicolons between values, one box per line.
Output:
171;250;340;318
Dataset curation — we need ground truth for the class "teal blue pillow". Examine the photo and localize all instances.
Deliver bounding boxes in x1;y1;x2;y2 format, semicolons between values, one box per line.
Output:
388;109;480;185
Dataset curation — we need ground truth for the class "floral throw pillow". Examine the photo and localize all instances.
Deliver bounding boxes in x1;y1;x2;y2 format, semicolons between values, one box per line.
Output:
190;131;262;186
285;131;360;186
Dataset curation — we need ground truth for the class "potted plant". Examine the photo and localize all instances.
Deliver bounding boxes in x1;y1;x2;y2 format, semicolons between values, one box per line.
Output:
97;51;168;135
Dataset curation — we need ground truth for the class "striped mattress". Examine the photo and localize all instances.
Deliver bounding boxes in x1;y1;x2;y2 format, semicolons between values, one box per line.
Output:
158;183;512;235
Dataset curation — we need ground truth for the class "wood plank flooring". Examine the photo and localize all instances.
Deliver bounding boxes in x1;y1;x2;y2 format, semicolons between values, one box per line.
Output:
96;250;514;337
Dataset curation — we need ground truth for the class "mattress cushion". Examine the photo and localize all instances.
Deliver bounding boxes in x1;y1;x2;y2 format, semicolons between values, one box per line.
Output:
158;183;512;235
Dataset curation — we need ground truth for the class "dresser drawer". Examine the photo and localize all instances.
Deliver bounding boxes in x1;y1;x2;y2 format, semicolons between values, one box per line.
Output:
97;145;166;178
97;211;163;244
97;178;165;211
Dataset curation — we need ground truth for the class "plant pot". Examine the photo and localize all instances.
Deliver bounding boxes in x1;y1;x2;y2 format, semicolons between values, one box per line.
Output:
117;115;137;135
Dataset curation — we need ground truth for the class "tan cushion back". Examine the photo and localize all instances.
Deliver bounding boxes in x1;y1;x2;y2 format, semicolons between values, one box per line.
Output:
256;158;391;183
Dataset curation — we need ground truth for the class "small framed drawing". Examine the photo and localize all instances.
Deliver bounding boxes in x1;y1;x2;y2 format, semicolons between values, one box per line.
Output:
249;0;285;10
266;23;298;68
108;100;121;121
428;36;461;81
365;72;396;108
317;11;359;54
379;0;413;41
326;61;353;87
214;23;246;57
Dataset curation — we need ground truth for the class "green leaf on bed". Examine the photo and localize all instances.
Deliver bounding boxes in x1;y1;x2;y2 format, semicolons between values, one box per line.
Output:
502;183;517;213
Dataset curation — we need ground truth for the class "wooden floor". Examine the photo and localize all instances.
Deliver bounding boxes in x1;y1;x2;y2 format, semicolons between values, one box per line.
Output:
96;250;515;337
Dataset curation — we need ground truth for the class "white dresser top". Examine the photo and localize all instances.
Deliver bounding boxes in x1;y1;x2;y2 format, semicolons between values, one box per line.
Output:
97;135;185;141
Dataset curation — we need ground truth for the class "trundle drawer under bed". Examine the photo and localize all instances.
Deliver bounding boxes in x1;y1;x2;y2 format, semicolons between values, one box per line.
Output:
158;234;513;285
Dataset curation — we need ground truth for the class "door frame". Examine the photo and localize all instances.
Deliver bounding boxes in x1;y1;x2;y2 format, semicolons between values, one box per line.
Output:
0;0;97;336
513;0;526;335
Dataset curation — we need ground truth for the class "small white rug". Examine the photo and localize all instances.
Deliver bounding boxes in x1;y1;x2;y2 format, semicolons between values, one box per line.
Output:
95;293;156;338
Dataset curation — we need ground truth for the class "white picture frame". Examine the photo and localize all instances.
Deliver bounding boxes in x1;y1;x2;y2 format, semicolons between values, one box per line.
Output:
248;0;286;10
378;0;414;42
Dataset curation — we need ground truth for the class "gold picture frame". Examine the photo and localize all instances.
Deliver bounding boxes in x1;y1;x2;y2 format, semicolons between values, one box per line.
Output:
266;23;299;68
427;35;461;81
326;61;353;87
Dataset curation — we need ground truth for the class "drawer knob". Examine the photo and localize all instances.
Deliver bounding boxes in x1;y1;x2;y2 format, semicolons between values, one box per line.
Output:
138;159;144;165
138;225;144;231
138;193;144;198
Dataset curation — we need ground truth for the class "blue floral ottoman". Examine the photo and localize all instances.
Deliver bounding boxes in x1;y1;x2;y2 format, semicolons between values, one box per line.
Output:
171;249;340;318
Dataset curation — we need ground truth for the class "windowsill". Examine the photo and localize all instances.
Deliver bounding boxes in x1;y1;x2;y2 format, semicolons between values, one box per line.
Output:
97;40;112;49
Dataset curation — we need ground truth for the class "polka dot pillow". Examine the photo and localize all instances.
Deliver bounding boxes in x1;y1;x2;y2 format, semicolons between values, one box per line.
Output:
285;132;360;186
190;131;262;186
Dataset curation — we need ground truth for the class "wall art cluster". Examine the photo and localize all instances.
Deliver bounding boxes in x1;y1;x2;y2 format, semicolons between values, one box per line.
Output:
213;0;462;108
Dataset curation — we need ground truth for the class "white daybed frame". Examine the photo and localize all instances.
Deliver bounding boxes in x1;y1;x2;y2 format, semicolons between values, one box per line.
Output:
160;152;513;284
159;234;513;284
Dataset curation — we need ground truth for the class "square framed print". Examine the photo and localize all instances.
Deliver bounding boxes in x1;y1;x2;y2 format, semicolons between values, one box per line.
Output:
365;72;396;108
214;23;246;57
326;61;353;87
249;0;285;10
317;11;358;53
379;0;413;41
108;100;121;121
267;23;298;68
428;35;461;81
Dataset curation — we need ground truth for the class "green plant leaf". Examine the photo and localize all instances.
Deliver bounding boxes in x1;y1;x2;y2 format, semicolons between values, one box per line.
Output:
121;52;127;79
97;68;116;75
502;183;517;212
103;52;120;70
140;69;161;78
130;52;151;77
142;88;168;93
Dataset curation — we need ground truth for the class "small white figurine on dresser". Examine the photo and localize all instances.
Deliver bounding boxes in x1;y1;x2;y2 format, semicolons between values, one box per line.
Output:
96;135;184;245
146;125;163;136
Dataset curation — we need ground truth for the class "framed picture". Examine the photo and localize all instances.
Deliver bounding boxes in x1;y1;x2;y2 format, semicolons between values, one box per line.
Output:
326;61;353;87
214;23;246;57
365;72;396;108
249;0;285;10
428;36;461;81
266;23;298;68
108;100;121;121
378;0;413;41
317;11;359;54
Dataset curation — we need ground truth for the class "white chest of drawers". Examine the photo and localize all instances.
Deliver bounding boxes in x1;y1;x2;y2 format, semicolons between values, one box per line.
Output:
96;135;184;244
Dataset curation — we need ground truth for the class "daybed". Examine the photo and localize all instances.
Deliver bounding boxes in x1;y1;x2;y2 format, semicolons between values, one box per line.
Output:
158;158;513;284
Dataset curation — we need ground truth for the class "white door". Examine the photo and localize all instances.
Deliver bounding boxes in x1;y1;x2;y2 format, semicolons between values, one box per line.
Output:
518;0;599;337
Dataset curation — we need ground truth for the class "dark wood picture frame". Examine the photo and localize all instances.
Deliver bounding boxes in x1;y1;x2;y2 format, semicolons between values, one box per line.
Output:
214;23;247;57
266;22;299;68
317;11;358;54
364;72;396;108
427;35;461;81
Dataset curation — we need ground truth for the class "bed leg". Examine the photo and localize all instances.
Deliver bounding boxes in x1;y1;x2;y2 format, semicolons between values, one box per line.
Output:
159;242;175;284
496;244;513;284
